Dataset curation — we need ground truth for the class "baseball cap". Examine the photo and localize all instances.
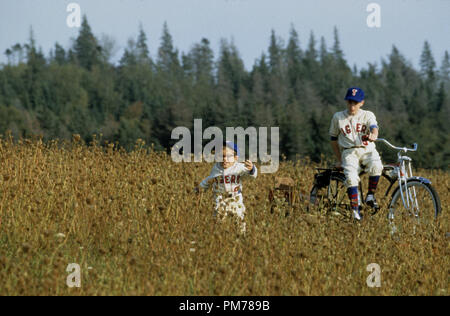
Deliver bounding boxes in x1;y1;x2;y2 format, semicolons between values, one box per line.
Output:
224;141;240;156
344;87;365;102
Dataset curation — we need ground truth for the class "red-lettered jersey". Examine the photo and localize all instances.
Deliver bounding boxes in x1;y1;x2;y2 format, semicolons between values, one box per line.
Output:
329;109;378;150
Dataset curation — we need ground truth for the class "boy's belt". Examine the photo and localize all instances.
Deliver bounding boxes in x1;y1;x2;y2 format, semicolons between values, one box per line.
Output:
225;190;242;198
215;190;242;199
220;190;242;199
343;146;365;150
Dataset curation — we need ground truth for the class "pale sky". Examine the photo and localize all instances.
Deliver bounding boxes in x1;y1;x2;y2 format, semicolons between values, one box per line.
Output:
0;0;449;71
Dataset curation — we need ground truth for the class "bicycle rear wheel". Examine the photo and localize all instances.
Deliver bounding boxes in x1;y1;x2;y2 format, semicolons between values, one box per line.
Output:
388;180;441;234
327;173;352;216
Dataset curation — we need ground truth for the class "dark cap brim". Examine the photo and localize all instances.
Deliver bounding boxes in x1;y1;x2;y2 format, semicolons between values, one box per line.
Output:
345;96;364;102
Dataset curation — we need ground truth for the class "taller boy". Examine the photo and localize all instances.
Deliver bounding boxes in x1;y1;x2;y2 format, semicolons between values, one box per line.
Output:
329;87;383;220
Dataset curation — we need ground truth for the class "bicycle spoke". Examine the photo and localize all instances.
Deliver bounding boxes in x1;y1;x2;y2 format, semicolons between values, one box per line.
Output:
389;181;438;234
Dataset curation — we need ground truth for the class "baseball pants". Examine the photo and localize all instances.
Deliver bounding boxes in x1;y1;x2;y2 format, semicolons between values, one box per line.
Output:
213;194;246;233
342;147;383;188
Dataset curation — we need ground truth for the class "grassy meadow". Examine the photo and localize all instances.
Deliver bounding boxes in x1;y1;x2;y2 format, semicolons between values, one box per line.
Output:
0;137;448;295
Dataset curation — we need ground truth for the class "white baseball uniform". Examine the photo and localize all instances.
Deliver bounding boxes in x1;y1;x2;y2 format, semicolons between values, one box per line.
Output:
200;162;257;232
329;109;383;187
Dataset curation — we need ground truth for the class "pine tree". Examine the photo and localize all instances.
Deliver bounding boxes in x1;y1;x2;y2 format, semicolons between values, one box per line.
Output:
181;52;193;78
4;49;12;64
24;27;47;110
157;22;180;74
439;50;449;85
67;49;76;64
332;26;344;62
266;29;288;112
318;29;351;106
436;82;450;134
286;25;303;92
73;15;102;70
182;38;215;124
250;53;270;115
99;34;118;64
217;39;246;100
268;30;283;74
53;43;66;65
215;39;247;126
435;82;448;112
188;38;214;84
120;38;138;67
286;25;302;61
136;24;151;64
258;53;269;85
25;27;46;72
419;41;436;81
305;31;318;62
12;43;24;64
304;109;329;162
318;36;334;104
319;36;328;64
303;31;319;81
359;62;383;112
383;46;409;112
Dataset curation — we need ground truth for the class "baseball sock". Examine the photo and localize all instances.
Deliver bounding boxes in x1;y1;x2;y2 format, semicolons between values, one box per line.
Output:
368;176;380;195
347;186;359;212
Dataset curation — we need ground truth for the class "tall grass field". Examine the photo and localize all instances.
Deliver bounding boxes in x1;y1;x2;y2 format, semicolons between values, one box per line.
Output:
0;137;448;295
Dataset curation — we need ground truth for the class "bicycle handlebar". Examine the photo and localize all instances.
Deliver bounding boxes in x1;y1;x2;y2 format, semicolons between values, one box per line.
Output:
376;138;418;152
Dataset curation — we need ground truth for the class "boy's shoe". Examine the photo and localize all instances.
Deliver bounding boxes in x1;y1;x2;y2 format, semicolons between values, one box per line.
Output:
352;209;363;221
365;194;379;210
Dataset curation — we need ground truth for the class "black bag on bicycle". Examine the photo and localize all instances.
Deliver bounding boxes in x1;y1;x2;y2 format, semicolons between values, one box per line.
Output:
309;169;332;206
313;169;332;189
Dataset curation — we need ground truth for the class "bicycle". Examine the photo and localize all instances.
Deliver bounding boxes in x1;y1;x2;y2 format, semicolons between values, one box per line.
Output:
309;138;441;231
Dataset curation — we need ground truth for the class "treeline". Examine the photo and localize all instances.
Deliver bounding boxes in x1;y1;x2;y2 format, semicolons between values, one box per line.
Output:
0;16;449;168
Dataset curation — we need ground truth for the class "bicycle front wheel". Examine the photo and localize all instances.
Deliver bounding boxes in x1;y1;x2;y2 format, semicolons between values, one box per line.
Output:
388;179;441;233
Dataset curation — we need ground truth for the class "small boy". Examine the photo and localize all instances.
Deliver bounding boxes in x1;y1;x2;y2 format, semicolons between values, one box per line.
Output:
196;141;257;233
329;87;383;220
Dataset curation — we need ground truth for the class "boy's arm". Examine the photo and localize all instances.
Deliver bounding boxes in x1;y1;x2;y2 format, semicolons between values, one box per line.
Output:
330;140;342;168
198;176;215;190
197;166;218;192
329;114;341;167
368;127;378;142
242;160;257;178
367;112;379;142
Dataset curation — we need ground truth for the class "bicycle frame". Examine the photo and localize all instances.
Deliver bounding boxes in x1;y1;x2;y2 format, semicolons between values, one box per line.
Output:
376;139;420;215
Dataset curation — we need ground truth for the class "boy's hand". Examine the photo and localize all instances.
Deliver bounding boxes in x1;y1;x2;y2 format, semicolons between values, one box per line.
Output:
244;160;254;171
367;132;378;142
